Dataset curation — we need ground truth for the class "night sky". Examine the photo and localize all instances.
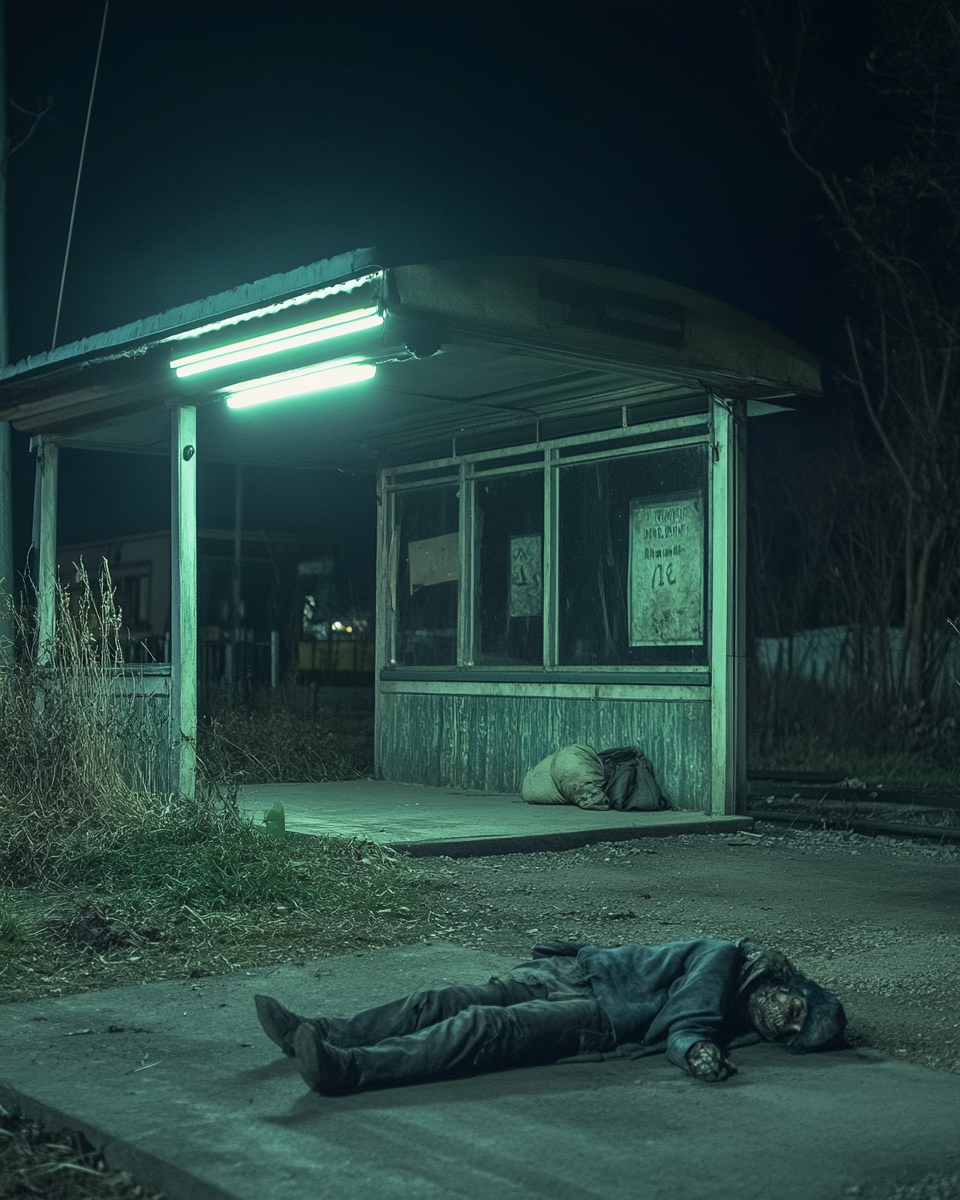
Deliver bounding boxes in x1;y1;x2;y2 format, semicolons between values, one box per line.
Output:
5;0;875;600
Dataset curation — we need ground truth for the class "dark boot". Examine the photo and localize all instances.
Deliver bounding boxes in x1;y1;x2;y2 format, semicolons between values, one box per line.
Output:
293;1023;361;1095
254;994;328;1057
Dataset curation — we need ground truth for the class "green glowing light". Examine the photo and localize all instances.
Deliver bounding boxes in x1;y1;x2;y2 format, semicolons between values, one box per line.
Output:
170;306;383;377
223;357;376;409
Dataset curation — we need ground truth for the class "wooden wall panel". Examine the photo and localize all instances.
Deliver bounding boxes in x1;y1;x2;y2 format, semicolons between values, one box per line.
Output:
379;692;710;810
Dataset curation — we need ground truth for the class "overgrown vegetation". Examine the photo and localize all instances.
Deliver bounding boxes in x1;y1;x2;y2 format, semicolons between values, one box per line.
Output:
748;666;960;786
745;0;960;710
197;704;374;788
741;1;960;788
0;567;156;887
0;566;437;1006
0;825;441;1004
0;1103;166;1200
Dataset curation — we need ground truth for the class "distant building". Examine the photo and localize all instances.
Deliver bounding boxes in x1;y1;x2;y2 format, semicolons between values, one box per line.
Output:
54;527;372;689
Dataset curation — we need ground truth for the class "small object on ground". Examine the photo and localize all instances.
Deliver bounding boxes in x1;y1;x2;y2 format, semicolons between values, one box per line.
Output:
520;744;668;811
262;802;286;838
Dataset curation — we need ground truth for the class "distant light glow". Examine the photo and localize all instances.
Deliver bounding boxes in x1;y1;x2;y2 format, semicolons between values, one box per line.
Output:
170;307;383;377
223;357;376;409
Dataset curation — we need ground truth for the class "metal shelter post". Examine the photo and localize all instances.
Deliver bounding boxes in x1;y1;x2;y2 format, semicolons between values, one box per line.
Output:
33;437;58;668
0;422;13;664
0;0;11;666
709;395;747;815
171;406;197;799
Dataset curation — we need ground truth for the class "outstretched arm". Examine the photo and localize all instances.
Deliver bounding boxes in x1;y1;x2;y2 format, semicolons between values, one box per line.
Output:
685;1040;737;1082
655;942;743;1078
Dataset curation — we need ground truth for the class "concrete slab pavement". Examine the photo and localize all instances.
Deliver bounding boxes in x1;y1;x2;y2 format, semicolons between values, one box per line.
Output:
2;943;959;1200
238;780;752;855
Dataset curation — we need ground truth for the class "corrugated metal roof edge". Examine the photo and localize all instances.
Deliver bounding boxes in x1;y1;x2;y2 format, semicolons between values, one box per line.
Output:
0;246;380;383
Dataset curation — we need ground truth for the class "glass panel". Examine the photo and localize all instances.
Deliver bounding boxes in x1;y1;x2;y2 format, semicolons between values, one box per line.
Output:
475;472;545;665
558;445;708;666
393;485;459;665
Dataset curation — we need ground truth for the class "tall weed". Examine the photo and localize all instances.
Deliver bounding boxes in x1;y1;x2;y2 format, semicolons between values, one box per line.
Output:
748;661;960;782
0;564;161;886
198;706;371;785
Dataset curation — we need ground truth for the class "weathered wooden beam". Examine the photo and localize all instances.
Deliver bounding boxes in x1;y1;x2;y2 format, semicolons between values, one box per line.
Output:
709;395;747;816
35;438;58;668
0;421;13;664
170;406;197;799
457;461;475;667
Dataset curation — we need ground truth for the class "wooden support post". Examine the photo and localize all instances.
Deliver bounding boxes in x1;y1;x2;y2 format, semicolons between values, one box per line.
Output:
709;396;747;816
457;461;475;666
35;438;58;668
374;472;390;778
543;448;559;668
171;406;197;799
0;422;13;664
231;461;243;675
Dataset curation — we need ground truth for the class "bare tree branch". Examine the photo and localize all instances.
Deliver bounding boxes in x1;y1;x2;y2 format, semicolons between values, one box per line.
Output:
7;97;53;159
744;0;960;706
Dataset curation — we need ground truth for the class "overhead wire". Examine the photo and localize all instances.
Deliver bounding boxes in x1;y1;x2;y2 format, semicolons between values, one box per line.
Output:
51;0;110;352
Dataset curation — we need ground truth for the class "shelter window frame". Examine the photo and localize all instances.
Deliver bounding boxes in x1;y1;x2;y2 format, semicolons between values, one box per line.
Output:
388;481;461;667
382;412;712;676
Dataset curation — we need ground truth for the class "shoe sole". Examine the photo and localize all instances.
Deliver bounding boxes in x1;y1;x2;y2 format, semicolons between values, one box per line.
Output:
293;1023;354;1096
254;994;299;1057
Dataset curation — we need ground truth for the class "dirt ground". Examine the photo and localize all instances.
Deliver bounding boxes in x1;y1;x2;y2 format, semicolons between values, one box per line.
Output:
413;822;960;1074
2;823;958;1200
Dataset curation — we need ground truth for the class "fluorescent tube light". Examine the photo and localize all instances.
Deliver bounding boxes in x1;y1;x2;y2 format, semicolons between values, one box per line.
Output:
223;357;376;409
170;306;383;377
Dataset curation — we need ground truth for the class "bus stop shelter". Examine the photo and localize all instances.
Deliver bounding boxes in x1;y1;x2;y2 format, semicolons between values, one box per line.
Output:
0;248;820;815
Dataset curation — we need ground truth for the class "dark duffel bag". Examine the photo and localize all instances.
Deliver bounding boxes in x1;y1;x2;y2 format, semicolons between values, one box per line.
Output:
597;746;670;811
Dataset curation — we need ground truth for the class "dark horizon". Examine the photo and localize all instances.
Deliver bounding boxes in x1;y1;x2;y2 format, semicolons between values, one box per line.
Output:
4;0;879;594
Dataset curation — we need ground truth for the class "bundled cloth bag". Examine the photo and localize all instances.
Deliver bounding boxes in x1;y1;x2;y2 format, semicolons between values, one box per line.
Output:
520;744;669;812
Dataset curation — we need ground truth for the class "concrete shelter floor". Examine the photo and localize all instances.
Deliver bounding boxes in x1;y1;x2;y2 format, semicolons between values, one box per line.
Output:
237;779;752;855
2;942;959;1200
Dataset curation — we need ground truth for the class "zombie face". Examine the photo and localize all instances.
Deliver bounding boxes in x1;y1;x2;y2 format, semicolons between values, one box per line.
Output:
747;983;808;1042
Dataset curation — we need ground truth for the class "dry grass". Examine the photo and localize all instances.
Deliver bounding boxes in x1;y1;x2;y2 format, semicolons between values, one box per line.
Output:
0;566;440;1007
197;705;373;787
0;1104;165;1200
0;568;159;888
0;828;442;1004
0;611;438;1200
748;667;960;789
749;795;960;830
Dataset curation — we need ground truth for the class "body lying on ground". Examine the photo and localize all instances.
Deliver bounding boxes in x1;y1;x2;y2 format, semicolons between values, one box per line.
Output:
254;936;848;1096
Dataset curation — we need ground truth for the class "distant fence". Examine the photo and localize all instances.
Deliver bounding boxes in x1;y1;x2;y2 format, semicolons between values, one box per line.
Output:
755;625;960;711
107;665;176;796
111;631;374;712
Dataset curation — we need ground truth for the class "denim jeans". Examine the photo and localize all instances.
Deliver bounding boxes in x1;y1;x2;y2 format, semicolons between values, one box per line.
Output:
311;979;615;1089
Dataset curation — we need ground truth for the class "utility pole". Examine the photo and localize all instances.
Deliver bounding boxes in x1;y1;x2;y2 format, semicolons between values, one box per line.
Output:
0;0;16;665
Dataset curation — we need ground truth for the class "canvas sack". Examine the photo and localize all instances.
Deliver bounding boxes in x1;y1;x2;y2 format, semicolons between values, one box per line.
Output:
520;744;609;810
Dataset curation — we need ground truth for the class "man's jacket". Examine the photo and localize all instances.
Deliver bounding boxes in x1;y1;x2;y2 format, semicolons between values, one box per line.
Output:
528;937;758;1071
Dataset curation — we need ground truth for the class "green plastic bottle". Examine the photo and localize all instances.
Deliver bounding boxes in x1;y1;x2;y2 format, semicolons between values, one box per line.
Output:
262;802;286;839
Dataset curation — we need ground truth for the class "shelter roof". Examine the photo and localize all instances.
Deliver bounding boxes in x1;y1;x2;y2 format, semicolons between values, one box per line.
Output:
0;251;821;470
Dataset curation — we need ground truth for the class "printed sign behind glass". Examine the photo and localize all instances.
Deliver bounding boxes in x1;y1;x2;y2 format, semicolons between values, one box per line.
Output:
508;534;543;617
408;532;460;593
628;490;704;646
